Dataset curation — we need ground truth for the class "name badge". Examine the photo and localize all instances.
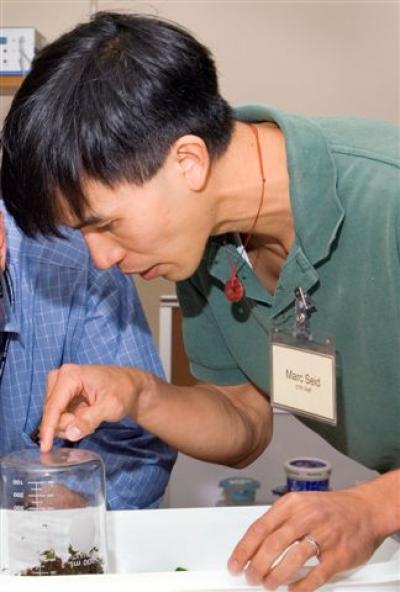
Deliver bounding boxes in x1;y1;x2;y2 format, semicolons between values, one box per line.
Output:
270;287;337;425
271;331;337;424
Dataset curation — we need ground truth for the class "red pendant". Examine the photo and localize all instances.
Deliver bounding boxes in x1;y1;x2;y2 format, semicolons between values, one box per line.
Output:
224;274;245;302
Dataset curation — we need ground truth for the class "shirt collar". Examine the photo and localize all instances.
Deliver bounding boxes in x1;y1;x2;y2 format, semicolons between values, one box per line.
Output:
207;236;272;303
207;235;319;317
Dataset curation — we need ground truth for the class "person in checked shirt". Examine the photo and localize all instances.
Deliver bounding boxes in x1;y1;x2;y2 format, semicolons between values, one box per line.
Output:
0;206;176;509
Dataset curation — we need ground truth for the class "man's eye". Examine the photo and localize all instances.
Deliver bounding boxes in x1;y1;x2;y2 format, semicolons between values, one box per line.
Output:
98;222;115;232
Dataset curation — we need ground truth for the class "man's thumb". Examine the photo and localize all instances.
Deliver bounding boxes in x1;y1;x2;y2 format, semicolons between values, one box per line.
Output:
66;404;107;441
65;424;83;441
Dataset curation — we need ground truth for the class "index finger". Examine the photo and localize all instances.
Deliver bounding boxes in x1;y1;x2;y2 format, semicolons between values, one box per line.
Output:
228;497;296;574
40;365;85;452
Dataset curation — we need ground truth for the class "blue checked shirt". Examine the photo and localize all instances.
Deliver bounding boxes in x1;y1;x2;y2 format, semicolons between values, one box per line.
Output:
0;207;176;509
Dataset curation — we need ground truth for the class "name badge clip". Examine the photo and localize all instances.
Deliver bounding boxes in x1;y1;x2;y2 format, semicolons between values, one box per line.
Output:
294;286;316;340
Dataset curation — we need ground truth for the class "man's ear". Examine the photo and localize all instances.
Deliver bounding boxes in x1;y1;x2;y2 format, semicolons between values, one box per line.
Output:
172;135;210;191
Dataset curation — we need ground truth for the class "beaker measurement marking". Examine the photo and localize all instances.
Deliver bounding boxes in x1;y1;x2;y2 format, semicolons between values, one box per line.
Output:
27;481;55;486
26;480;56;509
27;481;55;492
28;493;54;498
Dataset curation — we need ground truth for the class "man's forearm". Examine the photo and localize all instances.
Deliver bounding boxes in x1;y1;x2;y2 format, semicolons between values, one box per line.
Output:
39;363;272;464
133;370;272;467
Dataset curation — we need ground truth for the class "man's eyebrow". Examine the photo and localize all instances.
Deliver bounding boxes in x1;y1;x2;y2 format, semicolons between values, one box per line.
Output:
72;215;108;230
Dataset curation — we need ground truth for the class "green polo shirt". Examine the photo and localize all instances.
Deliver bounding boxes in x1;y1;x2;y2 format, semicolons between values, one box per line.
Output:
176;105;400;474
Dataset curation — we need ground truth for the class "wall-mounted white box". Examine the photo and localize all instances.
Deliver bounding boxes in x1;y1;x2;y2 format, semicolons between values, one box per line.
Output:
0;27;45;75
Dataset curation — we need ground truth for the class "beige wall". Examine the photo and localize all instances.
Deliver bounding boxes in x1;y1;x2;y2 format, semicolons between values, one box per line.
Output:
1;0;399;340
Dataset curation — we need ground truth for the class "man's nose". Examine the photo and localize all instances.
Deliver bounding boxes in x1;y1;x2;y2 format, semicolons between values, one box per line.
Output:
83;233;125;270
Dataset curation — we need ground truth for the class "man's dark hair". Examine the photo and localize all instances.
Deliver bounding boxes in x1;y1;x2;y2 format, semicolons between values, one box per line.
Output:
1;12;233;236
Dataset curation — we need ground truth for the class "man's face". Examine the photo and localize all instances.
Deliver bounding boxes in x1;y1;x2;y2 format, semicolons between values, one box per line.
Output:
70;163;213;282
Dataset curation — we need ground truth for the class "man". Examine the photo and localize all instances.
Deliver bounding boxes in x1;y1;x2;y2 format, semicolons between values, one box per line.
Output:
0;205;176;509
1;12;399;591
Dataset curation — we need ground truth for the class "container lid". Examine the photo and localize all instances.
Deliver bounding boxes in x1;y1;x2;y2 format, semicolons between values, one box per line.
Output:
0;448;102;471
284;457;332;476
219;477;260;490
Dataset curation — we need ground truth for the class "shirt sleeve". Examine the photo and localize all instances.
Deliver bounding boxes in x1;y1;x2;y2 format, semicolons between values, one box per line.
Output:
176;277;248;386
64;263;177;510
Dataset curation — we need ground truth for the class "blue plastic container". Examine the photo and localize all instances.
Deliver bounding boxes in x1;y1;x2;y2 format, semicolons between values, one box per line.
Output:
219;477;260;505
284;457;331;492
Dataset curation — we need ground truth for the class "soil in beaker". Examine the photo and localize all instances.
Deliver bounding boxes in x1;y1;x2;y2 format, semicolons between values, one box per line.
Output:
21;545;104;576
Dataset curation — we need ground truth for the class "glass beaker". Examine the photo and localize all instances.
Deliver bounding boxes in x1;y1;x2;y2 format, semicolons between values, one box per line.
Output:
0;448;107;576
